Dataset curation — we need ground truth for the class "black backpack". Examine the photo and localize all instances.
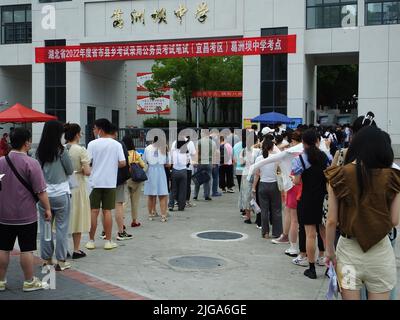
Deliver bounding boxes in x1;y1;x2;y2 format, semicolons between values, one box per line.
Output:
117;142;130;185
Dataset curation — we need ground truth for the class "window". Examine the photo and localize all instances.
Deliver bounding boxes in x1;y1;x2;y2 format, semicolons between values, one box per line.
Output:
45;40;67;123
112;110;119;128
260;28;288;115
1;5;31;44
306;0;357;29
366;0;400;25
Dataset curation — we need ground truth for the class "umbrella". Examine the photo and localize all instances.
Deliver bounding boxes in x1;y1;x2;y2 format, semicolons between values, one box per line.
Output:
251;112;291;124
0;103;57;123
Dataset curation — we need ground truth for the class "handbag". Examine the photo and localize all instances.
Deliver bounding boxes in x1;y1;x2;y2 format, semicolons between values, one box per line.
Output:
64;144;78;190
130;163;148;182
192;169;211;185
68;171;79;190
5;155;39;203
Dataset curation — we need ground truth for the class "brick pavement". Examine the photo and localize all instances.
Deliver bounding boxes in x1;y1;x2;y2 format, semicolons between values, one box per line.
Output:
0;251;148;300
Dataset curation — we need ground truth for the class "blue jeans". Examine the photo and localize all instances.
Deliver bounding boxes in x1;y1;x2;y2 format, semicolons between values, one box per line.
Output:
39;194;71;262
194;164;212;199
212;164;219;195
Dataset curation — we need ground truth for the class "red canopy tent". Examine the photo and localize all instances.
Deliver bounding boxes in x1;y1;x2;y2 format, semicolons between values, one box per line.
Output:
0;103;57;123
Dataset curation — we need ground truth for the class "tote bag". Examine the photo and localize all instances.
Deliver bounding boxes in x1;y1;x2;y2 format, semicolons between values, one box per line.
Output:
130;163;148;182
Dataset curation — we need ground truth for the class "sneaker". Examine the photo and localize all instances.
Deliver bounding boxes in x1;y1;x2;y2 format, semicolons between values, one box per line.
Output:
221;188;227;193
227;188;234;193
23;277;49;292
72;250;87;259
292;255;308;267
55;261;71;271
117;231;133;241
100;231;106;240
271;234;290;244
168;207;174;211
0;280;6;292
244;219;252;224
212;192;222;197
186;201;196;207
316;256;326;266
205;197;212;201
104;241;118;250
285;247;299;257
256;224;262;229
85;240;95;250
304;268;317;279
131;222;141;227
193;197;198;201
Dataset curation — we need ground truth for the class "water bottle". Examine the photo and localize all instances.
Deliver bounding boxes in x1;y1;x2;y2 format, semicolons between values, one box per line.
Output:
44;220;52;242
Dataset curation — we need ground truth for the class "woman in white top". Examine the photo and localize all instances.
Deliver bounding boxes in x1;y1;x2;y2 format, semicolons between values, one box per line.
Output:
168;140;189;211
143;136;170;222
252;138;283;239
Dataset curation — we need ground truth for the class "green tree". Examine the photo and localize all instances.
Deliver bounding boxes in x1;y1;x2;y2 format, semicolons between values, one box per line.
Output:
145;56;242;124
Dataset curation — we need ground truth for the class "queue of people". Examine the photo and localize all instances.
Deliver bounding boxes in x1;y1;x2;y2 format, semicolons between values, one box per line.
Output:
0;113;398;300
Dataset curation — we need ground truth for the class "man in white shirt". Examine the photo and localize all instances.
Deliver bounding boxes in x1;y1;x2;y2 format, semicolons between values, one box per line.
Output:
85;119;126;251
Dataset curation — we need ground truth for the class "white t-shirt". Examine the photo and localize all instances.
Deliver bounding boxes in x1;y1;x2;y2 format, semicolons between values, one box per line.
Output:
87;138;125;188
255;155;277;183
170;149;188;170
171;140;196;171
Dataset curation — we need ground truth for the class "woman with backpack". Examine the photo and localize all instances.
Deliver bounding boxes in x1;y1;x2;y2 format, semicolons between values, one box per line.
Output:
122;135;145;228
291;129;330;279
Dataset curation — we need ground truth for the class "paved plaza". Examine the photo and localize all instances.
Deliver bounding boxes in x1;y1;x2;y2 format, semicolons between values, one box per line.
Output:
1;181;400;300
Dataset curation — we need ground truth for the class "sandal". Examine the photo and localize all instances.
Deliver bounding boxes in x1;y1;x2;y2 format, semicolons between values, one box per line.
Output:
160;216;168;222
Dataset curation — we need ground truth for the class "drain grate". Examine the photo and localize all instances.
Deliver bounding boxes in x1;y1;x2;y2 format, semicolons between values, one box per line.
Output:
193;230;247;241
168;256;225;269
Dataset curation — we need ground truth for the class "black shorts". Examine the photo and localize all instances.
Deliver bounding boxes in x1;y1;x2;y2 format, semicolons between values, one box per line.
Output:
0;222;37;252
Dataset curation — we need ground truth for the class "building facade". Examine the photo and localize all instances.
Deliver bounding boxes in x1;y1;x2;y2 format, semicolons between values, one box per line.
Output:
0;0;399;154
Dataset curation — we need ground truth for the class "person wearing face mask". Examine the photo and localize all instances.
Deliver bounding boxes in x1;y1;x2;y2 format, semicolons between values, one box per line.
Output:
0;128;52;292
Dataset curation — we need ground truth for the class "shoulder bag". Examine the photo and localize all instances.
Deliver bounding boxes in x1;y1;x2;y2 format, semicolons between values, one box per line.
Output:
130;152;148;182
5;155;39;203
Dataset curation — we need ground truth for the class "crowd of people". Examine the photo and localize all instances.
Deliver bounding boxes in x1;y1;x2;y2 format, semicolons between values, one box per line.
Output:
0;112;399;299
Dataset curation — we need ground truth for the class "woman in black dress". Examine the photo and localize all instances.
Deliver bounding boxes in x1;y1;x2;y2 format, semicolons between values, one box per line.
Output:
292;129;329;279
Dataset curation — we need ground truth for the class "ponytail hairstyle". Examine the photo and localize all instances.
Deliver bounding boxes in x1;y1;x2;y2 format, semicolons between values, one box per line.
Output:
262;137;274;159
302;129;325;167
64;123;81;143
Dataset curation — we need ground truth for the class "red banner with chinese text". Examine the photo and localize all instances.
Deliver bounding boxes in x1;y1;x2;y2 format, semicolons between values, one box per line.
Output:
35;35;296;63
192;91;242;98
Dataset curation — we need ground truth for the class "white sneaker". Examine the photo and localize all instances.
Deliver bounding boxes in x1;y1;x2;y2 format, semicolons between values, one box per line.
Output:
0;279;6;291
285;247;299;257
23;277;49;292
85;240;95;250
317;256;326;266
292;254;308;267
227;188;235;193
55;261;71;271
104;240;118;250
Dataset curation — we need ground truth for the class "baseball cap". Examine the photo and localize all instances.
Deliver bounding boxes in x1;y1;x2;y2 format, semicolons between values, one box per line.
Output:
261;127;275;135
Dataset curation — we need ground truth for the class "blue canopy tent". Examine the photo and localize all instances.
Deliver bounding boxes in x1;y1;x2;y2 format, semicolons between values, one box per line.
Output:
251;112;292;124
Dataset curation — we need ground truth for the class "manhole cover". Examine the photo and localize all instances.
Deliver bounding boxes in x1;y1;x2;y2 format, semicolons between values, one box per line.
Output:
168;256;225;269
192;230;247;241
